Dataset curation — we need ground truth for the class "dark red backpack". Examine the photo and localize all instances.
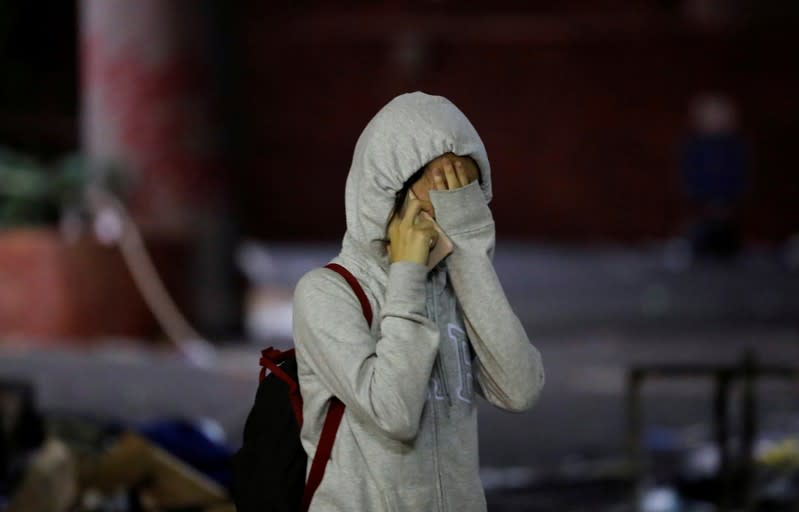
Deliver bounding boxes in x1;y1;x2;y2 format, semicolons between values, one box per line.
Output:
232;263;373;512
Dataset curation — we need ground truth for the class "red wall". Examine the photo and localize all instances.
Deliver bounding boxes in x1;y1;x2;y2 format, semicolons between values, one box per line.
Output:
237;4;799;243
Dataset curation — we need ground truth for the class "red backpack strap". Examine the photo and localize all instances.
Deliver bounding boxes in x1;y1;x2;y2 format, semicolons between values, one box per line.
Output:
300;397;344;512
258;347;295;384
259;347;303;426
300;263;372;512
323;263;373;327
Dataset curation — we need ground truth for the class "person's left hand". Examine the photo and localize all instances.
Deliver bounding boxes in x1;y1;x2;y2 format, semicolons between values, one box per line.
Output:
430;156;479;191
426;154;491;241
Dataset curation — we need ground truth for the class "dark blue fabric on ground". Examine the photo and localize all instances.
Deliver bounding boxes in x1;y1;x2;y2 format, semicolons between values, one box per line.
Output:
139;418;233;492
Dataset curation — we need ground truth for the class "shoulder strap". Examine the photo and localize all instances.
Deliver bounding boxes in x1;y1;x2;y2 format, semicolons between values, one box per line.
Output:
322;262;373;326
300;263;372;512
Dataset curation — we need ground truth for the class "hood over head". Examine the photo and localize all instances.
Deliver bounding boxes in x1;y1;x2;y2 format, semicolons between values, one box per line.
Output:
337;91;492;288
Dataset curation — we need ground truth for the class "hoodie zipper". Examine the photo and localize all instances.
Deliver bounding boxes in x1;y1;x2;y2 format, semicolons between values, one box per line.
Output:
428;269;448;512
432;273;452;410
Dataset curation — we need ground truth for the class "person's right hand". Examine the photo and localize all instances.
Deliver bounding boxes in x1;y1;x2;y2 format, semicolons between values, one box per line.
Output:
387;196;439;267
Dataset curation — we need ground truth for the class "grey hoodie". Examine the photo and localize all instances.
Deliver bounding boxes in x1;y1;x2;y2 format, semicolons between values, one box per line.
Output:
292;91;545;512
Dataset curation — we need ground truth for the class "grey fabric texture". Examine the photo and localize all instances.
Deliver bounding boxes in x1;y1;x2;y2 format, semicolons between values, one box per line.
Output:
292;91;545;511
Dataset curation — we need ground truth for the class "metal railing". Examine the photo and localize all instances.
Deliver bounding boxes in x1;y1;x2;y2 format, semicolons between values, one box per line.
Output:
626;351;799;511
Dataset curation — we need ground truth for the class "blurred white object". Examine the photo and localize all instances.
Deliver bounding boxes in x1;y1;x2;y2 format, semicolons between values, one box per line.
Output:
237;240;295;341
237;239;279;284
93;206;124;245
196;417;227;445
683;442;720;478
245;287;294;341
641;486;681;512
180;337;218;368
691;93;737;135
479;466;537;491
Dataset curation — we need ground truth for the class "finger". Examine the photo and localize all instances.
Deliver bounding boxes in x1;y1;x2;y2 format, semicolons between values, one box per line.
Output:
418;208;441;226
411;215;436;233
416;199;434;217
414;214;437;228
418;225;439;245
401;198;423;228
432;168;447;191
415;223;437;236
428;229;439;247
442;160;459;189
455;160;470;186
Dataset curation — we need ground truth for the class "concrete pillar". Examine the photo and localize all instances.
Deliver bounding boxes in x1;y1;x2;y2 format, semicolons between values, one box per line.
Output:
80;0;223;234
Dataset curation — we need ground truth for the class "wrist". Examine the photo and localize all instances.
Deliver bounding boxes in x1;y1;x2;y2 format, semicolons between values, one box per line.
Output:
386;260;428;311
428;180;493;236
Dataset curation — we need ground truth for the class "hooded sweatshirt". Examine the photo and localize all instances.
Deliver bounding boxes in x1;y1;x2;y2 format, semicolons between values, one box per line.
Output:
292;91;545;512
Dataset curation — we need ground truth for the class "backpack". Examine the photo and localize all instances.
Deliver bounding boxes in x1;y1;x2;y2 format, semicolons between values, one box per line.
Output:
232;263;374;512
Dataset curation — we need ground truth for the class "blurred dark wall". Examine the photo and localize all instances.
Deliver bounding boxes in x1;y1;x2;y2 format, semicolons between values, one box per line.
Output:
0;0;78;156
2;0;797;244
236;1;799;243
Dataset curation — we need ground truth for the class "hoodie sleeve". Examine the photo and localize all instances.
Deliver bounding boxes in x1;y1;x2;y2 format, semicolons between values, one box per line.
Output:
292;261;440;442
429;179;545;412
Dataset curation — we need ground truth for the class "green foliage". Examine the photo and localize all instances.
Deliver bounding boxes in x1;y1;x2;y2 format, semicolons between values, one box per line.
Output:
0;147;126;229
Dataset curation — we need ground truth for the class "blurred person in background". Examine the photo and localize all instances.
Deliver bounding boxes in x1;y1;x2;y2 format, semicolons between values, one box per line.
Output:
291;92;544;511
679;94;750;261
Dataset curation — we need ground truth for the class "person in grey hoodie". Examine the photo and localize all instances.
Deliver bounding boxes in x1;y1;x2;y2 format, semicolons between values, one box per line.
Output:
292;91;545;511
